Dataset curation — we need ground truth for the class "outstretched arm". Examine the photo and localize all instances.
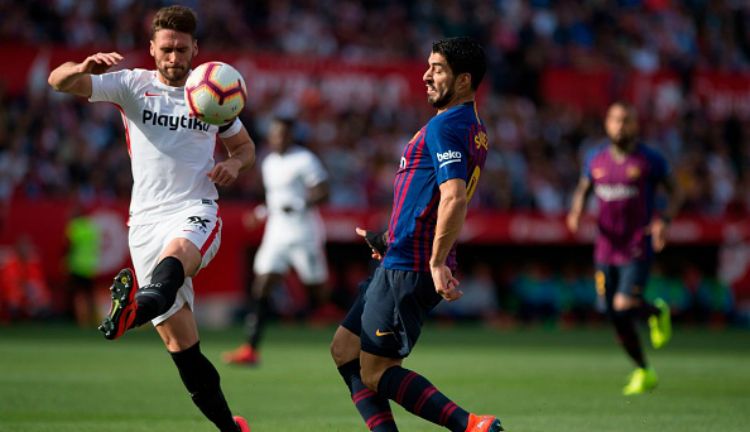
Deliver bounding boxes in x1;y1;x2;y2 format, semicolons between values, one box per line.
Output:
567;176;592;234
430;178;468;302
48;52;124;97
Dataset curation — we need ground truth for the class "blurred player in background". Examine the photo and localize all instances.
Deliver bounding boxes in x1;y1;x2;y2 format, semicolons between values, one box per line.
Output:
64;203;100;327
48;5;253;431
567;102;682;395
223;116;330;366
330;37;503;432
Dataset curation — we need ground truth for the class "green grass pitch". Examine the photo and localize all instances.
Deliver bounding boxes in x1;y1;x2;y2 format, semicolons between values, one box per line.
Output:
1;323;748;431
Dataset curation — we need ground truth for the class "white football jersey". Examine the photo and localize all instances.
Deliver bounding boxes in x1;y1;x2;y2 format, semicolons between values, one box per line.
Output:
89;69;243;225
261;145;328;245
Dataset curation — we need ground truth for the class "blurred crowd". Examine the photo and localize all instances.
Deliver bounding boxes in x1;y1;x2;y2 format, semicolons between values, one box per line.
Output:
3;1;750;327
2;0;750;215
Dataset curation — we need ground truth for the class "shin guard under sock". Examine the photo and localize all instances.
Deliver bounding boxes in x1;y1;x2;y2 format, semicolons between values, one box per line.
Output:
170;342;238;432
133;256;185;327
613;310;647;368
338;360;397;431
378;366;469;432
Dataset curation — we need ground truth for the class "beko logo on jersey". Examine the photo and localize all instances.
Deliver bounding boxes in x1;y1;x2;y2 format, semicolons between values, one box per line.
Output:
436;150;462;168
142;109;210;131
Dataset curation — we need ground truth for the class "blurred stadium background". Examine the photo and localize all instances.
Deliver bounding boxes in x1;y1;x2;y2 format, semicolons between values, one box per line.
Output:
2;0;749;328
1;1;750;431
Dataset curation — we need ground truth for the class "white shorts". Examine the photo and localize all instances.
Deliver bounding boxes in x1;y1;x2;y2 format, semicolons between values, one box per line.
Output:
253;240;328;285
129;202;222;326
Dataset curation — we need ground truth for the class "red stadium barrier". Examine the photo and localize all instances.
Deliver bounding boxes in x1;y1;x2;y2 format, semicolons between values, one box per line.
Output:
3;200;750;297
542;68;750;121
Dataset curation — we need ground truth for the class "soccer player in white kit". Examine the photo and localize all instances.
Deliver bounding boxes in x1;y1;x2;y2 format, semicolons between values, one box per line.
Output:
223;117;329;366
48;6;253;432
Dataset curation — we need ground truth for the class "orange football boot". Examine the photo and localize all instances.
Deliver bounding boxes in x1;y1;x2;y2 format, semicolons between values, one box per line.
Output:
234;415;251;432
222;343;260;366
466;413;503;431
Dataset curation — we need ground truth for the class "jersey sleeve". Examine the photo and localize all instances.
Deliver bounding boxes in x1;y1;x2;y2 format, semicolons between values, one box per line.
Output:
301;151;328;187
217;117;243;138
582;147;599;180
89;70;133;106
647;147;670;182
426;120;468;184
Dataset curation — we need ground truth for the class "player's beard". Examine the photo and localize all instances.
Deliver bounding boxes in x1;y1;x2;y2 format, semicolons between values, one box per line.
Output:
430;86;455;109
159;63;190;86
612;134;637;151
428;77;457;109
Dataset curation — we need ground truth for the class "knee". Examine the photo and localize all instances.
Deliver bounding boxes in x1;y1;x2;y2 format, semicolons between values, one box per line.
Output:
330;336;353;367
164;335;196;352
251;276;275;299
250;282;266;299
360;368;381;392
161;240;200;277
613;293;637;312
330;326;360;367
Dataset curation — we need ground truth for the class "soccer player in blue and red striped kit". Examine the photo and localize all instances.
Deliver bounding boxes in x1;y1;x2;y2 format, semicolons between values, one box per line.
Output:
330;37;502;432
567;102;682;395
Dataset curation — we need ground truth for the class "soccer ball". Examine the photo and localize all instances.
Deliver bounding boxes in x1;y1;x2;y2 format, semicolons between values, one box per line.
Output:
184;62;247;126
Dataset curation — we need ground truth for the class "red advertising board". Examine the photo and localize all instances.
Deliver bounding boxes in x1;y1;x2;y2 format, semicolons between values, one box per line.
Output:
3;200;749;296
540;68;614;114
694;71;750;121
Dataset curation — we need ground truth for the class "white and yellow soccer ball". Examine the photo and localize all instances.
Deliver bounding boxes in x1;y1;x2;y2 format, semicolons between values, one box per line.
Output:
184;61;247;125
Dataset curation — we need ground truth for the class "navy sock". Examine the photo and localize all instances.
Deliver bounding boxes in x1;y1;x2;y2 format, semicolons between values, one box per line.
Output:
170;342;239;432
378;366;469;432
245;296;269;349
338;360;397;431
133;256;185;327
635;302;660;319
613;310;647;368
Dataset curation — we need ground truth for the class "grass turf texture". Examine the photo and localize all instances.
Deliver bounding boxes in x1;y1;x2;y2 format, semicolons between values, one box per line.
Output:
1;323;748;431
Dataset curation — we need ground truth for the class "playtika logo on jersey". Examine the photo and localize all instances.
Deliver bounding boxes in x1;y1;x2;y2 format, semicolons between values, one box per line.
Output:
142;109;210;132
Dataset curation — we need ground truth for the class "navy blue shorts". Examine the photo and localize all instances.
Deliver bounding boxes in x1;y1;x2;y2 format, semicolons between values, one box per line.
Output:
340;266;442;359
595;260;651;311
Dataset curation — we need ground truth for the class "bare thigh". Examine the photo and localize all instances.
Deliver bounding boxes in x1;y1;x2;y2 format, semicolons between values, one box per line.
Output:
160;237;202;277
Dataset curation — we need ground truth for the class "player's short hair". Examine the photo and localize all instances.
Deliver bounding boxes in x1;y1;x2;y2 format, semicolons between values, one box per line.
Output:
608;101;638;119
431;37;487;90
272;116;295;130
151;5;197;39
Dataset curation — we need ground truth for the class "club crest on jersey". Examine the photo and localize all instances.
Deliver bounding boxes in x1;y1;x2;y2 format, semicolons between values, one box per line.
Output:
399;157;407;169
592;167;606;179
626;165;641;179
142;109;209;132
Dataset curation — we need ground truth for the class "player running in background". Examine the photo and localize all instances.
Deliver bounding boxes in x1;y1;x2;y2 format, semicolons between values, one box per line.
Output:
223;116;330;366
48;6;253;431
329;37;502;432
567;102;682;396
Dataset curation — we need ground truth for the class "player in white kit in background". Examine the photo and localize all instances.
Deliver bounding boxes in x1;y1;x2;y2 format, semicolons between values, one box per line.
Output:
47;6;253;432
223;116;330;366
